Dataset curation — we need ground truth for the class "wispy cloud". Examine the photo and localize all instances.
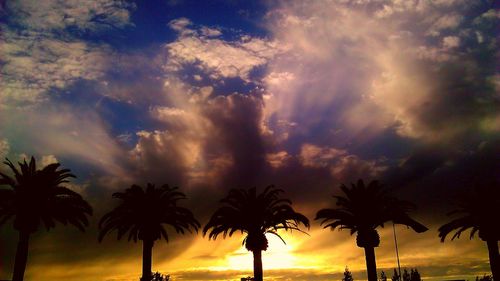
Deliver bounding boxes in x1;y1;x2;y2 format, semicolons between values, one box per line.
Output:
263;0;499;144
0;0;134;106
165;20;283;81
7;0;134;32
0;31;113;105
0;139;10;160
0;105;128;178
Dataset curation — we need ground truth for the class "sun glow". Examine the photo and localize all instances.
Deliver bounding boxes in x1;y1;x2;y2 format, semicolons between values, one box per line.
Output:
227;233;298;270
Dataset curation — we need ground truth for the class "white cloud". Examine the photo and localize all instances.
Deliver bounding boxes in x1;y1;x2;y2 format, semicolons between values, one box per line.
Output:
299;144;386;181
299;144;347;168
261;0;489;143
263;2;395;141
266;151;291;168
442;36;460;49
165;19;283;81
168;17;196;37
131;80;223;186
129;127;217;187
165;36;276;81
200;26;222;37
7;0;134;32
0;30;112;105
0;0;134;107
0;139;10;160
427;14;463;36
168;17;192;31
40;154;58;166
264;71;295;86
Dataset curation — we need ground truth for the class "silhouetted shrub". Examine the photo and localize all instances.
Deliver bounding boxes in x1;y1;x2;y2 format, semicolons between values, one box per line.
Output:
392;269;400;281
151;272;169;281
380;271;387;281
410;269;421;281
476;274;493;281
343;266;354;281
391;268;421;281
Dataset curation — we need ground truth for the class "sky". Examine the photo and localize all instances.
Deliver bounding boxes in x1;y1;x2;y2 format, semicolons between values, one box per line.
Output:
0;0;499;280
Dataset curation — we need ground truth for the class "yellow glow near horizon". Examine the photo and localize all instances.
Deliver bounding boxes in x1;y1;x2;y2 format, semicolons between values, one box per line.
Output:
8;225;490;281
226;233;298;270
160;231;321;273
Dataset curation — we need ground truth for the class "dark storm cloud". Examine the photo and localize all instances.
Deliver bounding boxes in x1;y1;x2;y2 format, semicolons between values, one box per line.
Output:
201;93;267;187
401;26;499;143
382;140;500;215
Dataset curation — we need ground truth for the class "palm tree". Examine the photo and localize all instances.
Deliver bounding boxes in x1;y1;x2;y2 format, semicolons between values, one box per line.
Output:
0;157;92;281
99;183;200;281
315;179;427;281
203;185;310;281
438;184;500;280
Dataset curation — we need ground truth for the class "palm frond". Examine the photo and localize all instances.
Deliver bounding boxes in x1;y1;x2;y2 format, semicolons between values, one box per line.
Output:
316;179;427;240
99;183;199;243
203;185;309;251
0;157;92;233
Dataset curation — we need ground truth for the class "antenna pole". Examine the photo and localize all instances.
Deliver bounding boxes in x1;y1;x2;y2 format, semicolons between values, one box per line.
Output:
393;223;402;280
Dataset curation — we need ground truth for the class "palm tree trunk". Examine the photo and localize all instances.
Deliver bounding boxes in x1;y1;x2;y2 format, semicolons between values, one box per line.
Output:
253;250;263;281
364;247;378;281
140;239;154;281
12;231;30;281
486;240;500;281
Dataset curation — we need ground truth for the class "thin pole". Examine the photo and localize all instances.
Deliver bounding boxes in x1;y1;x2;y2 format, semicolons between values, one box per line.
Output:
393;223;402;280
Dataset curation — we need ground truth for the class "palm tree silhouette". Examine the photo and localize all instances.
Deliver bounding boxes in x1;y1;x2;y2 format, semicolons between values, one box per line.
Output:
0;157;92;281
98;183;200;281
315;179;427;281
203;185;309;281
438;184;500;280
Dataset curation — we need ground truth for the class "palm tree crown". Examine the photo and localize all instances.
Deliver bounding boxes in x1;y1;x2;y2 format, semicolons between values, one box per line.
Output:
203;185;310;252
438;184;500;280
0;157;92;233
99;183;200;243
438;184;500;242
316;179;427;247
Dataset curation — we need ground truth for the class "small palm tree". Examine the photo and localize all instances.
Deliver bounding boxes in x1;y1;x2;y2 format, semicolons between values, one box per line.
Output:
99;183;200;281
0;157;92;281
438;184;500;280
203;185;310;281
316;180;427;281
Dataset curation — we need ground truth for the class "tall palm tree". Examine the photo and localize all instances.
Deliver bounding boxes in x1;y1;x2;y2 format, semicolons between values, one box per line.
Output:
315;180;427;281
438;184;500;280
203;185;310;281
99;183;200;281
0;157;92;281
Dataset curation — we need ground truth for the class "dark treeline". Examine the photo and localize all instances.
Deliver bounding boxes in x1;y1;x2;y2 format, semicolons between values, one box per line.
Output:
343;267;422;281
0;157;499;281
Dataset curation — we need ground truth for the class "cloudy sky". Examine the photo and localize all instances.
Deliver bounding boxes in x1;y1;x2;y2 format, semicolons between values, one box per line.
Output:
0;0;499;280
